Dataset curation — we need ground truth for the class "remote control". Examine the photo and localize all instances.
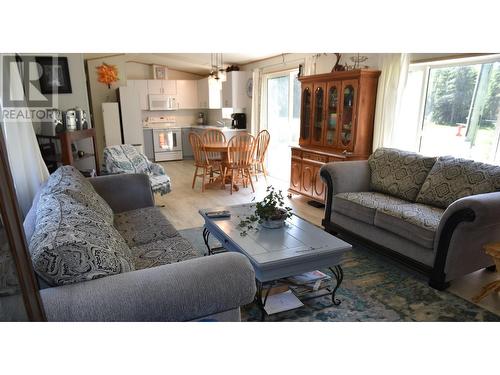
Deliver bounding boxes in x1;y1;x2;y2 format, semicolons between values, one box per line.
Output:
206;210;231;218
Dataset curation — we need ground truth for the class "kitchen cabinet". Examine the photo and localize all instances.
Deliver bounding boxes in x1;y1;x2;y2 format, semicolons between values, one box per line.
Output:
300;161;315;197
181;128;194;158
143;128;154;160
197;77;221;109
176;80;198;109
221;71;250;110
127;80;149;110
290;157;302;192
290;69;381;203
147;80;177;95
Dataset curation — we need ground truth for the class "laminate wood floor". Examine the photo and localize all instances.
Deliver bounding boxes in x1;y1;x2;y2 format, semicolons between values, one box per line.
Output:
156;159;324;230
156;159;499;317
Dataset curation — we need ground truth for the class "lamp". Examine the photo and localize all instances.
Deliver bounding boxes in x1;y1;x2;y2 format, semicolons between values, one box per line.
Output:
209;53;226;82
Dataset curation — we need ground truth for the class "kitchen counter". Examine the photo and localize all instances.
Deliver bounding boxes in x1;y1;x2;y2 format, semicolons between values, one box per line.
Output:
143;125;248;161
143;123;247;131
189;125;247;131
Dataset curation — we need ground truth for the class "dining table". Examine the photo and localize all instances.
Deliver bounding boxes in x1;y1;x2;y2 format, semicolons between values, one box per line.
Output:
203;141;235;190
203;141;254;191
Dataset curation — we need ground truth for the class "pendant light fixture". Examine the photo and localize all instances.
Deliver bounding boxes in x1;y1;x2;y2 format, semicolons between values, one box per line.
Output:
209;53;226;82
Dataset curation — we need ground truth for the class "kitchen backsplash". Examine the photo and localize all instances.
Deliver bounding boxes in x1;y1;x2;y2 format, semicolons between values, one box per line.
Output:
141;109;206;125
141;108;244;126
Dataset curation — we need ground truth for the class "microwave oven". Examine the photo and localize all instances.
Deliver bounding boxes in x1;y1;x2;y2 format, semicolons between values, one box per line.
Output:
148;94;177;111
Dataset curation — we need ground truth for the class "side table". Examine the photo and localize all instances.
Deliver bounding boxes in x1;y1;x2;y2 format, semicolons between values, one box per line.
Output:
472;243;500;303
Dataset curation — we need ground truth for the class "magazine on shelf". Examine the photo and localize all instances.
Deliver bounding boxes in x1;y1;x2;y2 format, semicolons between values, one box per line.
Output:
263;290;304;315
286;270;331;285
289;279;330;296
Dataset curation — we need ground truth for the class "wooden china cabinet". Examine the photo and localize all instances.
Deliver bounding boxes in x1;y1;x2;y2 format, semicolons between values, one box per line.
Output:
289;69;381;203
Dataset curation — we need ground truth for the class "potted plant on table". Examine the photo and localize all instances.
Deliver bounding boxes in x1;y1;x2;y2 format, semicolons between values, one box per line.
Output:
238;186;293;236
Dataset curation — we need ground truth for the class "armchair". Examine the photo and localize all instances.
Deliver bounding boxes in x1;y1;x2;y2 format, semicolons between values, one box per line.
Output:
103;144;171;195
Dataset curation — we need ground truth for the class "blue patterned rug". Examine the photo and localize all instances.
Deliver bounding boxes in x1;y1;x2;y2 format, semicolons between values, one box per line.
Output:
179;227;499;322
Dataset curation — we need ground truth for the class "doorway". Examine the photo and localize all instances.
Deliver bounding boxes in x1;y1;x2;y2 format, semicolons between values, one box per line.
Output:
263;69;301;182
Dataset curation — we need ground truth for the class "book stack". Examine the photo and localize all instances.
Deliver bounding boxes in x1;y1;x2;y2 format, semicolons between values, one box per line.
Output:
285;270;331;297
260;271;332;315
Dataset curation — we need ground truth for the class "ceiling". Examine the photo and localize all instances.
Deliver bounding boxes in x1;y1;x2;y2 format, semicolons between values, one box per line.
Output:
84;53;279;75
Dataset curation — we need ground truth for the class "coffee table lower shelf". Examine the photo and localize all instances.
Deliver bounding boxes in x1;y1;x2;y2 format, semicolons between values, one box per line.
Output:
204;229;344;320
255;265;344;321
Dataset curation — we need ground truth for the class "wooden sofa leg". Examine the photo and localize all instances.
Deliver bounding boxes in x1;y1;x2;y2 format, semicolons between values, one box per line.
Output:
428;278;450;291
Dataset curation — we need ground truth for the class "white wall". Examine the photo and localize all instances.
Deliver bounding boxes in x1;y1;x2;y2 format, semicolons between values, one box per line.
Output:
20;53;95;170
125;61;202;80
86;55;128;163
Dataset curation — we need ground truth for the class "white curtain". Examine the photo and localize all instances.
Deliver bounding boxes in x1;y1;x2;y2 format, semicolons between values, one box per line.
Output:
0;55;49;217
372;53;410;150
250;68;262;136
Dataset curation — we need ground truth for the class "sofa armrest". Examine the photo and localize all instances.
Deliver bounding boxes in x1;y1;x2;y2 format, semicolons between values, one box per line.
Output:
439;192;500;231
320;160;371;227
39;252;256;322
89;173;154;213
320;160;371;194
431;192;500;287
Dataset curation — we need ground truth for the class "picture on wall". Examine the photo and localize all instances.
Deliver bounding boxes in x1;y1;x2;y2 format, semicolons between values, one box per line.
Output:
153;64;167;79
35;56;72;94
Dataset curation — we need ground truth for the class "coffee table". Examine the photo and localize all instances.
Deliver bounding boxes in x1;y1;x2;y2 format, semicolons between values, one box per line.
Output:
199;204;352;320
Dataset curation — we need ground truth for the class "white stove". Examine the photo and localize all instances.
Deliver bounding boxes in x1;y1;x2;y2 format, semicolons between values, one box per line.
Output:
144;116;183;161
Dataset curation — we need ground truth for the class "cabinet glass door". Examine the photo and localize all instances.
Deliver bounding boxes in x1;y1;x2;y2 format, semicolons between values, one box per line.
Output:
325;82;339;147
340;81;357;149
300;86;312;144
312;84;325;145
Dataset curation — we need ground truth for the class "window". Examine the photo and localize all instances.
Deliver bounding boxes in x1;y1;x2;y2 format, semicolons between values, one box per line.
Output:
405;56;500;163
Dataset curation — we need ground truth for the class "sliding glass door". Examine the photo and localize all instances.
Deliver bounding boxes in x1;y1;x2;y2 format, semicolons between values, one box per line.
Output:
263;69;300;182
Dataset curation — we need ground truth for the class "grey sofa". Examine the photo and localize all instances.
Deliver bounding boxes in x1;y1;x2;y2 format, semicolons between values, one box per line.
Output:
320;148;499;290
23;166;256;321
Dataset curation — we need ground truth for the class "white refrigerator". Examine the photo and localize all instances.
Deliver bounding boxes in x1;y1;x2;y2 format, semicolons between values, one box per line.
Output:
102;86;144;153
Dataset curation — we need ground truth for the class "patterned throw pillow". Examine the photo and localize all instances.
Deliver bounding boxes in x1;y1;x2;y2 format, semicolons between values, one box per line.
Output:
29;194;134;286
368;148;437;202
39;166;113;224
415;156;500;208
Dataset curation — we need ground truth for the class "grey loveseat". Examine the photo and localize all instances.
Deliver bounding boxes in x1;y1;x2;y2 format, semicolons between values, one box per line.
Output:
320;148;499;290
23;166;256;321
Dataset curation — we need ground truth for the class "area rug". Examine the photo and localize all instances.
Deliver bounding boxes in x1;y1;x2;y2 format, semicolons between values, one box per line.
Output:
179;227;499;322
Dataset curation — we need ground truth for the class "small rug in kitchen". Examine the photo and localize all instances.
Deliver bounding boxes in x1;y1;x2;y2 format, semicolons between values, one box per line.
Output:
179;227;499;322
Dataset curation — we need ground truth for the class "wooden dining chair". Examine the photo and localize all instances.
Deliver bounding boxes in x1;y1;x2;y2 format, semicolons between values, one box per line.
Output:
189;132;221;192
252;129;270;183
223;133;255;194
202;129;226;164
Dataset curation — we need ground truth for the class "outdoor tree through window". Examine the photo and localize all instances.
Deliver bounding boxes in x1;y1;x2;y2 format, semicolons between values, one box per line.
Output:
419;60;500;162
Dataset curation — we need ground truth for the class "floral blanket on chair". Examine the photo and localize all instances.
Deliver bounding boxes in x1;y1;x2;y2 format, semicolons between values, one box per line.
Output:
103;144;171;195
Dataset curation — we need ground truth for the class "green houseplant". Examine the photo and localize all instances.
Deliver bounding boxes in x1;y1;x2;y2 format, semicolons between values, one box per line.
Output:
238;186;293;236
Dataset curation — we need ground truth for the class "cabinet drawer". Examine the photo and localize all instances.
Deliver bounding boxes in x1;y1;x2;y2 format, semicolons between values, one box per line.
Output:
329;156;344;162
291;149;302;158
303;152;328;163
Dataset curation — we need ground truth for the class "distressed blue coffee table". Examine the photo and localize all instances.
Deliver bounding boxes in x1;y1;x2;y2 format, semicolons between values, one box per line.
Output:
199;204;352;320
